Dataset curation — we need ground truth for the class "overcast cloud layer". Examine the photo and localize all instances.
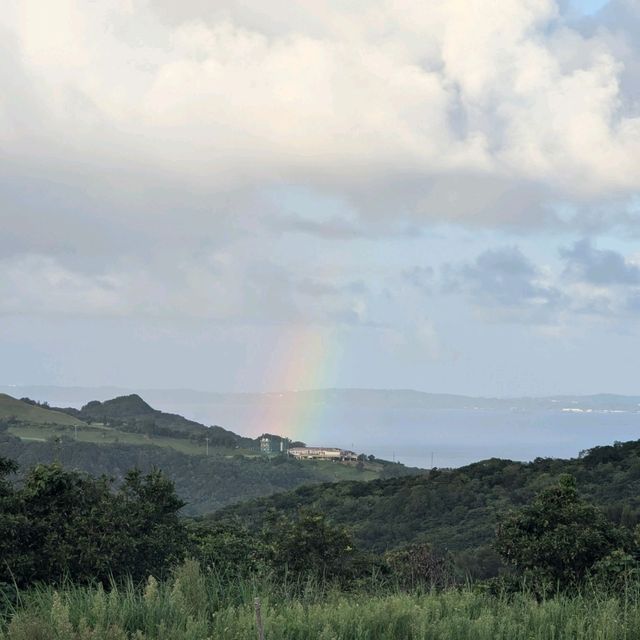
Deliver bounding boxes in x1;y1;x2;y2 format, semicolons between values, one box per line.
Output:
1;0;640;395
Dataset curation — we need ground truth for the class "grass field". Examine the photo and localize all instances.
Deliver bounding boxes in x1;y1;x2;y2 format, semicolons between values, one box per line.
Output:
7;423;382;480
3;562;640;639
0;394;85;427
9;423;212;455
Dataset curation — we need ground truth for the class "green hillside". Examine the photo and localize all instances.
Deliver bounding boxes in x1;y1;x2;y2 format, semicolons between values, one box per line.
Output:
54;393;256;448
211;438;640;576
0;393;86;427
5;392;259;454
0;392;421;514
0;434;419;516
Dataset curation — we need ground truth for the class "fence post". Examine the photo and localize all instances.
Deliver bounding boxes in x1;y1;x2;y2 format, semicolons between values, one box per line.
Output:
254;597;265;640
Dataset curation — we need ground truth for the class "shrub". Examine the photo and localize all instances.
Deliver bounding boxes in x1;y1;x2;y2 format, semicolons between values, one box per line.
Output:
495;475;629;592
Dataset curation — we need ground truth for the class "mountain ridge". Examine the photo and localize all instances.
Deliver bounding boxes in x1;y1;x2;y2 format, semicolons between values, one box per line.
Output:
3;385;639;412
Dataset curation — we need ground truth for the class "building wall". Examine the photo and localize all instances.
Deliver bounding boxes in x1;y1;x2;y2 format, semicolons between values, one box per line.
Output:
289;447;356;461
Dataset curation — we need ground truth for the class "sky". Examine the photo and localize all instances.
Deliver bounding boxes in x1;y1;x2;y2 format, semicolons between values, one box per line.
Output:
1;0;640;397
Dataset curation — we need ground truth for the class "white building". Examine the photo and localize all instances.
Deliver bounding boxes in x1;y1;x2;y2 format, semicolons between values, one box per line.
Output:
288;447;357;461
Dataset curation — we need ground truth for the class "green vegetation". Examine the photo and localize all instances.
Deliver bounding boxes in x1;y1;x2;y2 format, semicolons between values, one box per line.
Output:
214;439;640;577
4;450;640;638
0;459;185;588
8;394;254;449
5;571;640;640
0;393;418;514
0;394;85;427
0;453;401;592
6;422;231;456
496;474;629;592
3;452;639;593
6;398;640;638
65;394;256;448
0;432;413;516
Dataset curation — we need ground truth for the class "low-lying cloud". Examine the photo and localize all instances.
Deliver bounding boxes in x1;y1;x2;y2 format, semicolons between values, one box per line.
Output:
439;239;640;323
442;247;564;323
561;238;640;285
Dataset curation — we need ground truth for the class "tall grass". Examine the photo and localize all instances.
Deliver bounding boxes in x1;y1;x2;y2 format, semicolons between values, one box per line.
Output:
3;560;640;639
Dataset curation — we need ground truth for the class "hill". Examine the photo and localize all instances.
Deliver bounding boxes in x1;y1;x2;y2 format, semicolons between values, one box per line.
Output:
0;431;420;515
0;391;422;515
211;438;640;577
0;394;86;427
52;393;257;449
6;385;640;468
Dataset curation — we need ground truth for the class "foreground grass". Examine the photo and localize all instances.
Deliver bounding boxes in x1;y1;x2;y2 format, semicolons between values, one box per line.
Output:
3;562;640;640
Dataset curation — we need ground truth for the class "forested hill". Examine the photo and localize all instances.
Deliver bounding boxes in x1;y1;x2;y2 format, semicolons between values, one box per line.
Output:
3;393;301;452
212;439;640;573
0;433;419;516
51;394;256;448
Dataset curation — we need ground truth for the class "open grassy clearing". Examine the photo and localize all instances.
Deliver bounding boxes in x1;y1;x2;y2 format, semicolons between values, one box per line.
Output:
8;424;246;456
0;394;85;427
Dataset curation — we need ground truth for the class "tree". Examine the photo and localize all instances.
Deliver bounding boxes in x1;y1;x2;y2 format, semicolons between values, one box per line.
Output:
495;475;626;591
188;520;264;576
384;542;454;589
263;510;357;582
0;457;29;589
19;462;115;585
113;468;188;581
0;458;188;587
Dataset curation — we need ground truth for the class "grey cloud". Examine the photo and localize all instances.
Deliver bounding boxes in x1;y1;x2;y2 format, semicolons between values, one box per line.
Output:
440;240;640;323
340;173;572;234
266;212;423;240
626;292;640;314
292;277;370;326
560;199;640;238
267;215;363;240
580;0;640;116
444;241;640;323
560;239;640;285
0;152;271;273
296;279;368;297
403;266;435;292
443;247;564;321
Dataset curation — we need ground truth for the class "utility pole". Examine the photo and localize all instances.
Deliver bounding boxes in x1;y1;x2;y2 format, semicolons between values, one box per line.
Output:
431;451;434;468
254;598;265;640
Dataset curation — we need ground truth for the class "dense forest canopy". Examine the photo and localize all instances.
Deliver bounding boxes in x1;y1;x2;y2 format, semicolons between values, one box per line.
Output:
212;439;640;576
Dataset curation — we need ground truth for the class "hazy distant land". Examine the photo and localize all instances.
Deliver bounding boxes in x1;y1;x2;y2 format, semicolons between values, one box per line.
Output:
3;386;639;468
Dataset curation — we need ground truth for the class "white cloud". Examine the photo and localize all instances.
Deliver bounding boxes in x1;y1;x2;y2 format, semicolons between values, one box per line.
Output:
1;0;640;335
1;0;639;205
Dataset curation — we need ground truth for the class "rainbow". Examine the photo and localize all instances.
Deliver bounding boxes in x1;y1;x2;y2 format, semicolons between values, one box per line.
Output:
246;325;339;444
